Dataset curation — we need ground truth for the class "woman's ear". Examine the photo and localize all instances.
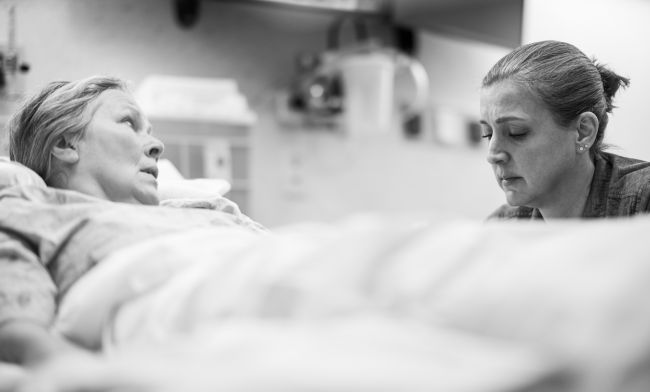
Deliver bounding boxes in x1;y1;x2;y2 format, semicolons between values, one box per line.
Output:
576;112;599;146
51;138;80;164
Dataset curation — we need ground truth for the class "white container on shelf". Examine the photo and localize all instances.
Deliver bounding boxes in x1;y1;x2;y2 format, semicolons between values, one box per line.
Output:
135;74;257;125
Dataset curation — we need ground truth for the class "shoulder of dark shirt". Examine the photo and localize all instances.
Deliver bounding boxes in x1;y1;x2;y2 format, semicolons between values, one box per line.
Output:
597;151;650;196
598;151;650;176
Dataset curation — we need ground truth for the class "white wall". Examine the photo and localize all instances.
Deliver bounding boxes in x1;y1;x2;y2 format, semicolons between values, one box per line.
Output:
523;0;650;160
419;32;510;117
250;31;509;226
0;0;332;105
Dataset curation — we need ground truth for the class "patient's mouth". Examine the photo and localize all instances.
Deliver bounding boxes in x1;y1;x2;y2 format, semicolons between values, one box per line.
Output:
141;167;158;179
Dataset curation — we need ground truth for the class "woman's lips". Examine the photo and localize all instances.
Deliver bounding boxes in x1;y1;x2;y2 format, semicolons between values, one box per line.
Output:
500;176;521;186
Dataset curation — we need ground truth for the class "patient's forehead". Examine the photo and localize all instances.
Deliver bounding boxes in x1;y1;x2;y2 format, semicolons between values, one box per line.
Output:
88;89;142;117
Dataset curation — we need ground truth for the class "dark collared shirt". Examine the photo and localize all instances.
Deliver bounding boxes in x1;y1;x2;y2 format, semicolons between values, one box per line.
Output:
488;151;650;220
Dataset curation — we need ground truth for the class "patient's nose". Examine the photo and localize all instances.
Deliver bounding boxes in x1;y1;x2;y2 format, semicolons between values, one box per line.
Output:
146;136;164;160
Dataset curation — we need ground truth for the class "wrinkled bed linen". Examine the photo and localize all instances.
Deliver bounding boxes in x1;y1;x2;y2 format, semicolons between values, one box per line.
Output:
56;215;650;392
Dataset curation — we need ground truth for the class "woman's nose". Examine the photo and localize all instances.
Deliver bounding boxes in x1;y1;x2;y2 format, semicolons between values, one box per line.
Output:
486;137;509;165
145;136;165;160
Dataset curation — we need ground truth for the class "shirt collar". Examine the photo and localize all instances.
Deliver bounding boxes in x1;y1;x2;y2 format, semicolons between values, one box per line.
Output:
582;152;609;218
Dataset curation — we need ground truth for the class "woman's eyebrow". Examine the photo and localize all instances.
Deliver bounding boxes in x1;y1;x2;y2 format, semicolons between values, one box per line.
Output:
495;116;526;124
480;116;526;126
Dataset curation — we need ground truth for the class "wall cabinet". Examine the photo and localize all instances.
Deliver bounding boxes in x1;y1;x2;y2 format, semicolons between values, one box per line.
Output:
394;0;523;49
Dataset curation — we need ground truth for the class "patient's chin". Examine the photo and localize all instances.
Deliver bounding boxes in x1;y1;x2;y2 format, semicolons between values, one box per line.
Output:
132;187;160;206
139;193;160;206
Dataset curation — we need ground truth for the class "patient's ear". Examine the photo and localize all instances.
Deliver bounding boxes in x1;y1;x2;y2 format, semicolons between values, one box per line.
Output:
51;138;79;164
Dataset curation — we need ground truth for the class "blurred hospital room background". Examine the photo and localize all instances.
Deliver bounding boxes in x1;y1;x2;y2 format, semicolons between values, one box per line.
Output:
0;0;649;228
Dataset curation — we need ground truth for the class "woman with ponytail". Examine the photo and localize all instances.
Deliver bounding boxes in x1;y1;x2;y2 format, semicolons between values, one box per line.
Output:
480;40;650;220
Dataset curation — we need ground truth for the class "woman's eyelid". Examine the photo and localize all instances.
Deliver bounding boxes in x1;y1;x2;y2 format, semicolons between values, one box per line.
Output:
487;122;528;138
509;126;529;137
479;123;492;138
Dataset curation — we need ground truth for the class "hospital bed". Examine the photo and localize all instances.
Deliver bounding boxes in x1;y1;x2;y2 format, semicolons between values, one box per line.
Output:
1;156;650;392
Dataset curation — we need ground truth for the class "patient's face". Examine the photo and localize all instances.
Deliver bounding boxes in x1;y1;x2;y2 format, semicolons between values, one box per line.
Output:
72;89;164;205
480;81;579;209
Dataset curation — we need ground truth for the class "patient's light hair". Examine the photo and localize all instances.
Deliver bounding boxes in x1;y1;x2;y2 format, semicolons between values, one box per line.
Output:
8;75;128;185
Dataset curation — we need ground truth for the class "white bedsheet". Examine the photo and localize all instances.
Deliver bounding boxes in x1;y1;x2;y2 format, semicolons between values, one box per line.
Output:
55;214;650;392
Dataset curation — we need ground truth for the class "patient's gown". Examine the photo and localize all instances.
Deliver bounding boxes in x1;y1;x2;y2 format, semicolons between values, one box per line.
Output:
0;184;265;327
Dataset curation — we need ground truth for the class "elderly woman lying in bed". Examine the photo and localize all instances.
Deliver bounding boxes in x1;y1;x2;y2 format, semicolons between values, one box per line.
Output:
0;76;267;389
3;75;650;392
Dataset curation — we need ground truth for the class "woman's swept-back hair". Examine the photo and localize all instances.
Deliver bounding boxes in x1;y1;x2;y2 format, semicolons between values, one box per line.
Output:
7;75;127;184
482;40;629;153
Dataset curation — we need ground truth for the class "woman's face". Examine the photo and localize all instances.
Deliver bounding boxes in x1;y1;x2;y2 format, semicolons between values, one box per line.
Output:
72;89;164;205
479;80;580;209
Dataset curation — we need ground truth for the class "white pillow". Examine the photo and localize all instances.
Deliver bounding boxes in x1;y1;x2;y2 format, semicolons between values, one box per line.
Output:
156;158;231;201
0;156;47;190
0;156;230;200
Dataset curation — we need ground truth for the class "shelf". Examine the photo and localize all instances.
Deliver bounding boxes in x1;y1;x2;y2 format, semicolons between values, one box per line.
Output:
209;0;390;15
150;117;251;140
